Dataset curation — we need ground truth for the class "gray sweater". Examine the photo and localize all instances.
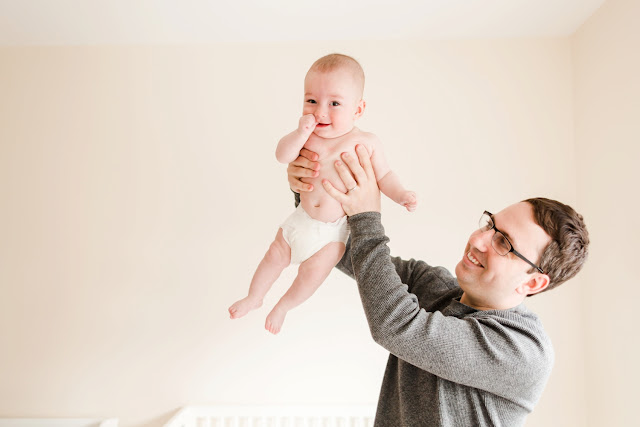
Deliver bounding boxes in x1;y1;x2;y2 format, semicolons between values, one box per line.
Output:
337;212;554;427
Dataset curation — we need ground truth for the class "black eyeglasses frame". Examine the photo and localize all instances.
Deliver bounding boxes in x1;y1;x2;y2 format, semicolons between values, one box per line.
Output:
481;211;545;274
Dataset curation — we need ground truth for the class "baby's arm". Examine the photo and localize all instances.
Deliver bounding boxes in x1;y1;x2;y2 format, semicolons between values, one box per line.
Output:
275;114;317;164
368;137;418;212
378;172;417;212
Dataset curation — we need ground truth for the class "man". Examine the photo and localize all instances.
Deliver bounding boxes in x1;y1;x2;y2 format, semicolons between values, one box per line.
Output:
286;145;589;426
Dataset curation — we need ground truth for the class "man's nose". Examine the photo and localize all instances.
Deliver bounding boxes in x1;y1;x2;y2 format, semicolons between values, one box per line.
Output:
469;228;492;252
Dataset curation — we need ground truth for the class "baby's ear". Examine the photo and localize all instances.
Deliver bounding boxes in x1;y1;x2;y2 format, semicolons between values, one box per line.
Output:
354;99;366;119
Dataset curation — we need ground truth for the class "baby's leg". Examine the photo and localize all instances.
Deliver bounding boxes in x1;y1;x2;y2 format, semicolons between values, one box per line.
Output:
229;228;291;319
265;241;346;334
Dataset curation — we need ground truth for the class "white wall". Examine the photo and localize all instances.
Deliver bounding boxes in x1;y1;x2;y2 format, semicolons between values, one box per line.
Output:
572;0;640;425
0;40;584;426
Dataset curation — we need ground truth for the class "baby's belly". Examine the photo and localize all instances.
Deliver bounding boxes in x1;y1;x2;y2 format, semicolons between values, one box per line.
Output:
300;176;346;223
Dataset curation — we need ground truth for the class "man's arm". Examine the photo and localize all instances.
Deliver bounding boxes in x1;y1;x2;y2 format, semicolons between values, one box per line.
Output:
334;233;451;297
348;211;553;400
322;145;553;401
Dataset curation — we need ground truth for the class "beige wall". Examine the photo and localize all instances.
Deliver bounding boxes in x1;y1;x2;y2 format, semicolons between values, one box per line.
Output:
0;39;585;426
573;0;640;425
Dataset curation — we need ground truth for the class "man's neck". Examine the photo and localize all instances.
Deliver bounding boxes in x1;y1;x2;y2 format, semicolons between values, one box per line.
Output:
460;292;524;311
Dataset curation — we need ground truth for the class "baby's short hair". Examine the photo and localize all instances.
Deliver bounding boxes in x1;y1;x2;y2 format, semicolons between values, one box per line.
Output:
308;53;365;98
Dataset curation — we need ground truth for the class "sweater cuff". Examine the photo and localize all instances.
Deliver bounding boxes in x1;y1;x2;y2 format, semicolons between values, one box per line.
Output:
347;211;385;237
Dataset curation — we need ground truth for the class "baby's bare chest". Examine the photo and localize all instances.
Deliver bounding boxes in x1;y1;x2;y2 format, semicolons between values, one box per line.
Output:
301;132;374;191
304;135;368;166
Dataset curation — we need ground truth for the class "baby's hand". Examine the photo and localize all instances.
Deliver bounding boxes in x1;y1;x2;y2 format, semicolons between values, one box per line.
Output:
298;114;317;135
400;191;418;212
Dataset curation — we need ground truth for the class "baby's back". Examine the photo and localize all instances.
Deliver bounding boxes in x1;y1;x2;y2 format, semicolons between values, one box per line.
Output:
300;128;376;223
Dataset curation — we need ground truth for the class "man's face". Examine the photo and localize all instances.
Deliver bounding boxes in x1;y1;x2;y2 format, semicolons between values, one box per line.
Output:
455;202;552;310
302;69;364;139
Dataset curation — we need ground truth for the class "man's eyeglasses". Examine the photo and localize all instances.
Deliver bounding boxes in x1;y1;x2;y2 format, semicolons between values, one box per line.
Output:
479;211;544;274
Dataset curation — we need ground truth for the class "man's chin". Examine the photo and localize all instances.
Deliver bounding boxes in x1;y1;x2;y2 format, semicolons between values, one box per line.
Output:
455;260;476;285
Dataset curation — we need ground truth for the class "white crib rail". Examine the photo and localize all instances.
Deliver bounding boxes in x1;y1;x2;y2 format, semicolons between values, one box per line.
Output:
0;419;118;427
164;405;376;427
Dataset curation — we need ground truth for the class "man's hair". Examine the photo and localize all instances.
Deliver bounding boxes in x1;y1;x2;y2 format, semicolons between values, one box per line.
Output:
308;53;365;98
524;197;589;294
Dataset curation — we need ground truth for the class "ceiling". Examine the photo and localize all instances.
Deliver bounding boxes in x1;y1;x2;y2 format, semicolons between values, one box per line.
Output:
0;0;607;45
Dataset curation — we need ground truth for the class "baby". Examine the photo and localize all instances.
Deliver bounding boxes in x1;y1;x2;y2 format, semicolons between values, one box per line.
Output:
229;54;417;334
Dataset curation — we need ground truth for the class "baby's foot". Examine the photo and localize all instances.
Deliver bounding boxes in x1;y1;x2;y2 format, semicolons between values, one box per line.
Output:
265;307;287;335
228;297;262;319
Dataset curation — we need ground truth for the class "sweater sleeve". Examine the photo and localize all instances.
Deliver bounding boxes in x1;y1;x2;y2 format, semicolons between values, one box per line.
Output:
348;212;554;401
335;223;454;300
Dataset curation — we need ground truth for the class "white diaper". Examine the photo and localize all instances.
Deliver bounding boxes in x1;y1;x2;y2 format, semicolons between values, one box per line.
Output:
280;205;350;265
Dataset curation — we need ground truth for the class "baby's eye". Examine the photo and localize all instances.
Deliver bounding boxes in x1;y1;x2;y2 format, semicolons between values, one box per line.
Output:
331;101;340;106
306;99;317;104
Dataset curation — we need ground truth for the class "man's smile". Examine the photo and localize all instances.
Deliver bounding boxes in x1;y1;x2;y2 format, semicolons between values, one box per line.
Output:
466;251;485;268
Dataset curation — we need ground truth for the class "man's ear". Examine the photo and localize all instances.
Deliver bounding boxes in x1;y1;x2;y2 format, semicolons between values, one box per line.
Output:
354;99;366;119
518;274;550;296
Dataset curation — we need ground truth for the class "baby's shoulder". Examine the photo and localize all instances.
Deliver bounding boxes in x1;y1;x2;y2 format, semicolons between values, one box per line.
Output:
348;128;382;148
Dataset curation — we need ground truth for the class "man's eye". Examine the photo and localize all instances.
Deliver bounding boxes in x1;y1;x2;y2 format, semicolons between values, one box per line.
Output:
495;234;511;253
331;101;340;106
306;99;316;104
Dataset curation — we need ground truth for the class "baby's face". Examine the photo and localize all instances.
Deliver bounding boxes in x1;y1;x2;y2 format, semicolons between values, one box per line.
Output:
303;68;364;139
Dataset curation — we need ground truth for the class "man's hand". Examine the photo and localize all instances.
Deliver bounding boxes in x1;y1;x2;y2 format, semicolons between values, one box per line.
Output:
287;148;320;192
322;144;381;216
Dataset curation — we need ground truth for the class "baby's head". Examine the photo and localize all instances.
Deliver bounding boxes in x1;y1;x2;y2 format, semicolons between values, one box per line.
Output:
303;53;366;138
308;54;365;98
